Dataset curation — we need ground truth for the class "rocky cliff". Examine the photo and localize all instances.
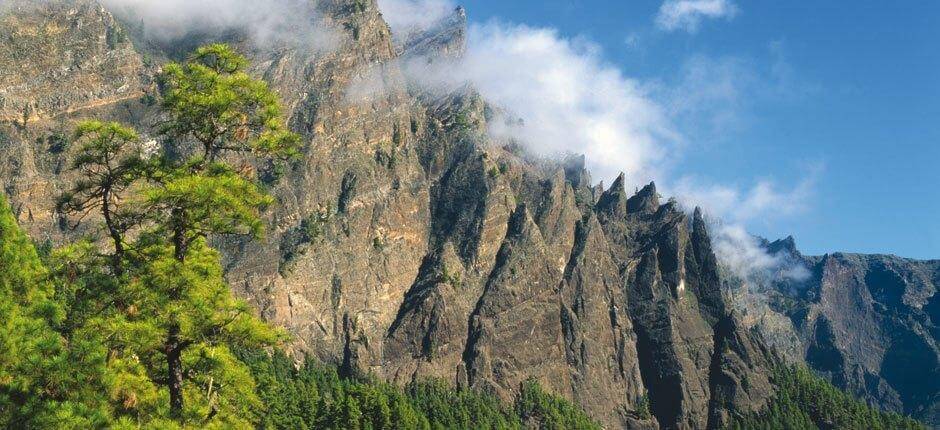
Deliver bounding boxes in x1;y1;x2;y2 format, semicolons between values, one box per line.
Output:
736;240;940;427
0;1;932;429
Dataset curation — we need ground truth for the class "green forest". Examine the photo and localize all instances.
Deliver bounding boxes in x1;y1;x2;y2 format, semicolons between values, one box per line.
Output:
0;44;925;429
240;349;600;430
728;366;923;430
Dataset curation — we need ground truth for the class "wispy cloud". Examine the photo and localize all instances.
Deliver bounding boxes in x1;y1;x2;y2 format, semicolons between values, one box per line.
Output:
655;0;738;33
396;21;678;186
671;163;822;224
711;223;810;281
662;55;754;138
656;44;817;144
100;0;338;50
378;0;457;35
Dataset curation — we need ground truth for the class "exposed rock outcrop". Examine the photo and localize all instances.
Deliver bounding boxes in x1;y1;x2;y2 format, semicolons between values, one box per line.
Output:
7;1;914;429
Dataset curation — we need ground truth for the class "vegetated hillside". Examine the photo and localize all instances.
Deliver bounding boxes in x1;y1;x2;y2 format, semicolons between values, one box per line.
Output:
0;183;601;428
0;0;934;428
728;366;923;430
240;348;604;429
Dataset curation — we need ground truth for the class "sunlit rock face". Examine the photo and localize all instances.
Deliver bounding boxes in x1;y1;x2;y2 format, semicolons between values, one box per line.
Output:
0;0;154;239
8;1;936;428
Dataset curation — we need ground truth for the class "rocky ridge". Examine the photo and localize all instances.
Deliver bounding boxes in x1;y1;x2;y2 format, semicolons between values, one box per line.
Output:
0;1;933;428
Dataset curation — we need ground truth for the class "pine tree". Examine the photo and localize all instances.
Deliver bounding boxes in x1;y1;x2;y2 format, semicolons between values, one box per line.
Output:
158;43;300;168
45;43;301;426
56;121;145;275
0;196;112;427
142;43;300;419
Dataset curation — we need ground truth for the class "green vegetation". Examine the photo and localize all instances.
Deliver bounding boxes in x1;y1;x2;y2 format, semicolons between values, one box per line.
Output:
488;166;500;179
0;193;77;428
45;132;69;155
1;186;602;429
516;379;602;430
1;44;299;428
139;93;158;107
440;264;463;289
241;349;600;430
635;393;651;420
278;205;334;275
728;366;924;430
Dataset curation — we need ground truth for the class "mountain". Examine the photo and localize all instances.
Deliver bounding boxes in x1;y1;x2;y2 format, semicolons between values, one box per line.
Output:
734;240;940;426
0;1;934;428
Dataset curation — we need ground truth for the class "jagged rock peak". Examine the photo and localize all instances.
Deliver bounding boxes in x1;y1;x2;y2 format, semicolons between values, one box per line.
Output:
398;6;467;59
627;181;659;214
767;235;799;256
595;173;628;219
561;154;592;188
691;206;707;234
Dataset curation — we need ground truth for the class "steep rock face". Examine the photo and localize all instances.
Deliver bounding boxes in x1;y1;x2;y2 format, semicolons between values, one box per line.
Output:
0;0;150;124
216;0;435;375
751;245;940;426
397;6;467;59
1;1;778;428
0;0;154;241
806;254;939;425
597;195;773;429
560;214;649;427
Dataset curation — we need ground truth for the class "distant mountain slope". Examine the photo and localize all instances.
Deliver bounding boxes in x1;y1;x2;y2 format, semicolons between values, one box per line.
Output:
737;238;940;426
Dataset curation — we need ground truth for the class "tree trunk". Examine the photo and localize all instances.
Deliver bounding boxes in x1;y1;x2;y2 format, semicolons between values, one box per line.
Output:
101;188;124;276
168;208;187;418
167;324;184;417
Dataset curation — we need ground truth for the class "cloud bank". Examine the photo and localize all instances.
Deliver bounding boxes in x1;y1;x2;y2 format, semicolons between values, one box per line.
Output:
711;224;810;281
378;0;457;35
655;0;738;33
401;22;677;185
100;0;337;50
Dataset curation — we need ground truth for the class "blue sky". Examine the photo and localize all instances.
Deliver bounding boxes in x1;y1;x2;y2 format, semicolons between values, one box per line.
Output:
448;0;939;259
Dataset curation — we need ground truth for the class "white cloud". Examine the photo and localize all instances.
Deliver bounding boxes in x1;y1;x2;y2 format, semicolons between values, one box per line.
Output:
662;55;754;137
378;0;457;35
671;170;819;224
399;21;678;187
655;0;738;33
672;169;820;280
712;222;810;286
714;224;780;276
100;0;337;50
